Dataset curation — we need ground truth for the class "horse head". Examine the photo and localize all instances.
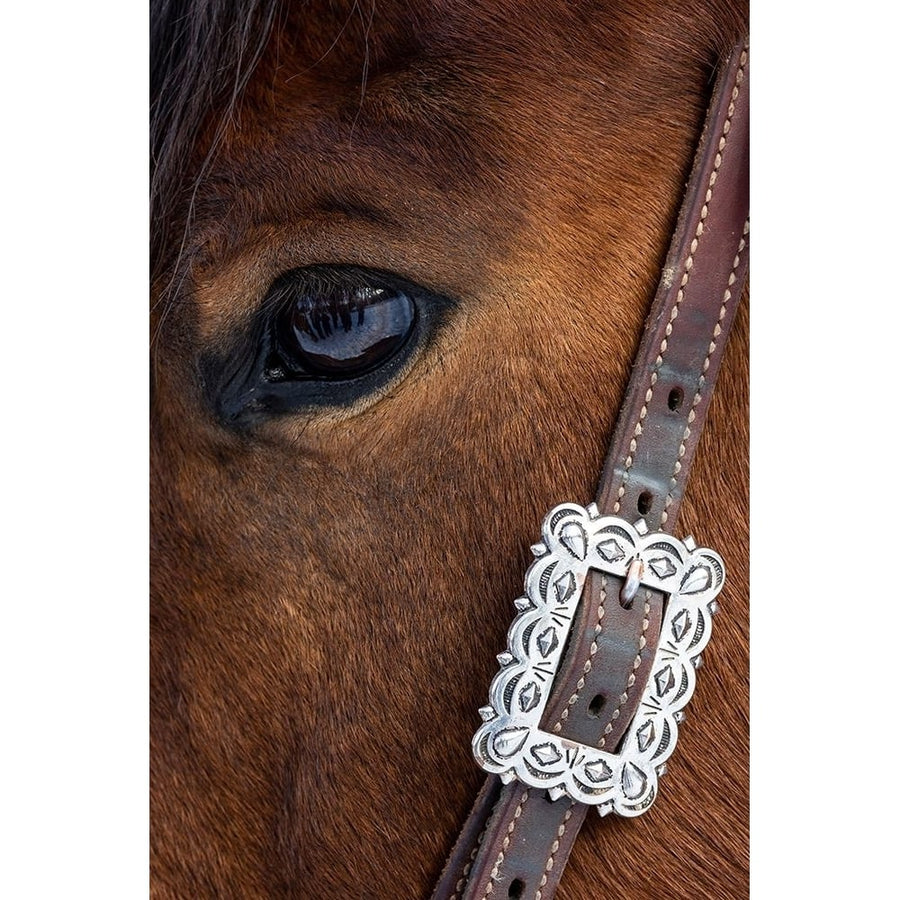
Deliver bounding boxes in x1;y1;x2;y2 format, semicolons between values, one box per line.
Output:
150;1;748;895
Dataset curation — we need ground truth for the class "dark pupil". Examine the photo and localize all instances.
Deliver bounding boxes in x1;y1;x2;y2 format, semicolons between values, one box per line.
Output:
280;286;415;377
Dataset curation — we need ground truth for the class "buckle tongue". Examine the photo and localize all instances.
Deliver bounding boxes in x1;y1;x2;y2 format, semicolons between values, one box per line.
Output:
471;502;724;817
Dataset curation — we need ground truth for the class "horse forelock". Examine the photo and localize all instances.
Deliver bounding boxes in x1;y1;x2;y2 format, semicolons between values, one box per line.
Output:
150;0;745;280
151;1;748;896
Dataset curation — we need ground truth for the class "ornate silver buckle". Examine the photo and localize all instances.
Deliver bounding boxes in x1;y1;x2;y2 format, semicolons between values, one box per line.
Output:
472;502;724;817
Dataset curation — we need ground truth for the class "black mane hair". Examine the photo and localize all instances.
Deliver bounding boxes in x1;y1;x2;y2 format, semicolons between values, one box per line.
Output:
150;0;281;279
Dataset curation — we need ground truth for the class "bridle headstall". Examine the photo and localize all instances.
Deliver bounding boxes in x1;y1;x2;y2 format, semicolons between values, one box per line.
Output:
432;39;749;900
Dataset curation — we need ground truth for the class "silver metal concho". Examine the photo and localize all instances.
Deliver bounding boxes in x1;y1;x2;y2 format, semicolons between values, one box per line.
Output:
472;502;725;817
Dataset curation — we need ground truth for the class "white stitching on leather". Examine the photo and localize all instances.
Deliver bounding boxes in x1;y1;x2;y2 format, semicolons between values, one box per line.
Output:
479;790;530;899
598;589;651;749
551;575;606;734
664;219;749;520
534;804;575;900
615;47;748;520
450;816;489;900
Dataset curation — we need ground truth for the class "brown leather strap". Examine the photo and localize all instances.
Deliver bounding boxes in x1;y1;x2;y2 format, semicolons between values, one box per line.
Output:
433;39;749;900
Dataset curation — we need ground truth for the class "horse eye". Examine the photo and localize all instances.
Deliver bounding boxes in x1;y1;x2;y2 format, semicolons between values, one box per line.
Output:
272;282;416;379
205;266;453;426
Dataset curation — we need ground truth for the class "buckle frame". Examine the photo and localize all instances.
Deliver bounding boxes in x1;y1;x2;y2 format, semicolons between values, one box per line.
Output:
472;502;724;817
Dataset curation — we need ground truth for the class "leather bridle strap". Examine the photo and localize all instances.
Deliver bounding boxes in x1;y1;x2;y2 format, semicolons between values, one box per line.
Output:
433;39;749;900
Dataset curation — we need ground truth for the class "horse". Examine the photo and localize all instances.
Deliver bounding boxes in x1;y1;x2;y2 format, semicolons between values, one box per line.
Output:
150;1;749;896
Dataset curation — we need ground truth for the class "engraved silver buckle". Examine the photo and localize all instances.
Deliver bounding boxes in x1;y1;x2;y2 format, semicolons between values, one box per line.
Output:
472;502;724;817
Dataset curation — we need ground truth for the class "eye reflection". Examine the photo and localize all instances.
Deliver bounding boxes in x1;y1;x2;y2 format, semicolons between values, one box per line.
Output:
274;281;416;378
206;265;456;425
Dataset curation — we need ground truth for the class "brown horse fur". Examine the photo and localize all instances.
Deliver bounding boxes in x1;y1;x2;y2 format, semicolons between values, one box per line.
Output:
150;1;749;896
